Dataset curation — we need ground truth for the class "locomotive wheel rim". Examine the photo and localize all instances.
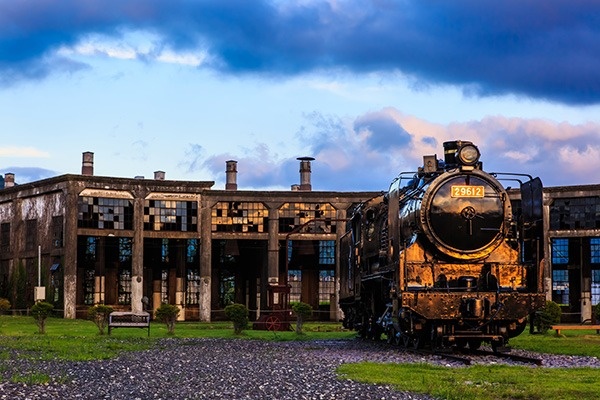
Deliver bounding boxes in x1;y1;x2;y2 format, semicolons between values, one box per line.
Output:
420;169;509;260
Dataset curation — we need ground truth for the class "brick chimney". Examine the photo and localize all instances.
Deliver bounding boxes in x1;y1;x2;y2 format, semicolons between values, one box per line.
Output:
4;173;15;188
225;160;238;191
297;157;314;191
154;171;165;180
82;152;94;176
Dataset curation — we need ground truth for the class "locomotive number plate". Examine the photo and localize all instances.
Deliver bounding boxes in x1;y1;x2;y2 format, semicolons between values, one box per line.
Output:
451;185;485;198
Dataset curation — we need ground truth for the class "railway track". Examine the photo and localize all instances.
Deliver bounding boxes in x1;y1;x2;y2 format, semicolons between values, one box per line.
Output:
400;345;543;366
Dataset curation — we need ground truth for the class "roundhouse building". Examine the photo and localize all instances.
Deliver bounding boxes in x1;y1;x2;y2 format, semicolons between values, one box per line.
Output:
0;153;599;324
0;153;378;321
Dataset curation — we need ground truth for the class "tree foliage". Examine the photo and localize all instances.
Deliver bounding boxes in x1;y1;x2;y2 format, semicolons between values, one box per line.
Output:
292;302;312;334
535;300;562;334
31;301;54;334
224;303;249;334
87;304;114;335
155;303;180;335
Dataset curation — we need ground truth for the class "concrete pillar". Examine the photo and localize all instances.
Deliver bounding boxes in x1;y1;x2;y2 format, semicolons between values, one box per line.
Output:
131;195;144;313
199;200;212;321
267;208;279;284
63;185;79;318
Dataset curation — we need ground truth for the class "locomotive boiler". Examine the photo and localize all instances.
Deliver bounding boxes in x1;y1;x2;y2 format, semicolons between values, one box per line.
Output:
339;140;545;351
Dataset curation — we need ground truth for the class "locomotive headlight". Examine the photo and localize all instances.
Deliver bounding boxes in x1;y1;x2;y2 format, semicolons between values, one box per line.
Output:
457;144;481;166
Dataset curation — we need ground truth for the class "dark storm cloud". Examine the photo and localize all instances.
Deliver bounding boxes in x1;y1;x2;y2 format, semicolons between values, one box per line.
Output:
1;1;599;104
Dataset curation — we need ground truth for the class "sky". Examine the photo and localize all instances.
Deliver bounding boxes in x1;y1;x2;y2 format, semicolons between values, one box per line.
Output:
1;0;600;191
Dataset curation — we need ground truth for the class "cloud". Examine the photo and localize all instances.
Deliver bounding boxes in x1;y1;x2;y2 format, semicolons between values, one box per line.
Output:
221;109;600;190
1;1;600;104
0;167;58;184
0;146;50;157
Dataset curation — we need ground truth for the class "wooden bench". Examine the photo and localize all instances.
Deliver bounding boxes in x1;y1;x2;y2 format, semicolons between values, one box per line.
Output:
108;311;151;336
551;325;600;335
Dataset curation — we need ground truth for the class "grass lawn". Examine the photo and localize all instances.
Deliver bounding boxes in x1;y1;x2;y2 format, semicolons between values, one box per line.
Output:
0;315;354;361
1;315;599;399
339;330;600;400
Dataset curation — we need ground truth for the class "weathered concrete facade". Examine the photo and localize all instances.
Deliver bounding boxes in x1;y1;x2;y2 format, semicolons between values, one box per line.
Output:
0;157;377;322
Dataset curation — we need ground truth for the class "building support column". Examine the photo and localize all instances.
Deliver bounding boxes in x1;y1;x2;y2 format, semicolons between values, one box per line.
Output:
199;199;212;321
267;208;279;285
63;185;79;319
131;195;144;313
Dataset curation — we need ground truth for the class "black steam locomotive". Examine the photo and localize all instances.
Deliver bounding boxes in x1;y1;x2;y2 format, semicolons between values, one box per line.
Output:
339;140;545;351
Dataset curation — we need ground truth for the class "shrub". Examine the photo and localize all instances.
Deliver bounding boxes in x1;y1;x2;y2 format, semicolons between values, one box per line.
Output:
224;303;249;334
30;301;54;334
535;300;562;334
292;302;313;334
594;303;600;324
87;304;114;335
155;303;180;335
0;298;10;315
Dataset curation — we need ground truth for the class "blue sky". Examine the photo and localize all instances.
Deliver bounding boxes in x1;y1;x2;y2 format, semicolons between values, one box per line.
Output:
1;0;599;191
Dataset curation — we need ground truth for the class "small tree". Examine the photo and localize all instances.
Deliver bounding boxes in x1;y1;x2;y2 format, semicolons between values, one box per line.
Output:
292;302;312;334
87;304;114;335
155;303;180;335
0;298;10;315
31;301;54;334
224;303;249;334
535;300;562;334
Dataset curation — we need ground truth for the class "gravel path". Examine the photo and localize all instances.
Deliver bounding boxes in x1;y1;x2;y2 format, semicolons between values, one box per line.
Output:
1;338;599;400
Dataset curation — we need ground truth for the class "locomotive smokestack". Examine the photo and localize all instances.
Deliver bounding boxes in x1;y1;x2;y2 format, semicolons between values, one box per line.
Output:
82;151;94;176
297;157;315;191
225;160;238;191
443;141;459;166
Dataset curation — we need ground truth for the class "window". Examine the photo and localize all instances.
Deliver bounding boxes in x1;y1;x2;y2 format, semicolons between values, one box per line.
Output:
144;200;197;231
278;203;337;233
591;238;600;264
211;201;268;232
551;238;569;264
592;269;600;305
319;270;335;304
552;269;569;305
187;239;198;264
319;241;335;265
288;269;302;303
83;268;95;305
550;197;600;230
118;268;131;305
0;223;9;252
78;197;134;230
118;238;132;263
25;219;37;251
186;269;200;305
85;237;97;262
51;216;63;248
160;269;168;304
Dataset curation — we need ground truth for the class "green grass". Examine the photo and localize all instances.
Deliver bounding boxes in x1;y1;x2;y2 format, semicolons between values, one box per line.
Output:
0;315;353;362
338;363;600;400
511;329;600;357
338;330;600;400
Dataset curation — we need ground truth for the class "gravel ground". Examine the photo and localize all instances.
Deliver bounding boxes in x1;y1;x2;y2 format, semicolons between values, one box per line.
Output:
1;338;599;400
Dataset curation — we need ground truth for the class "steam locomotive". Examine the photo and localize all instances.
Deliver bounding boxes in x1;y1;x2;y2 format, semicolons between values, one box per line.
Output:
339;140;545;351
